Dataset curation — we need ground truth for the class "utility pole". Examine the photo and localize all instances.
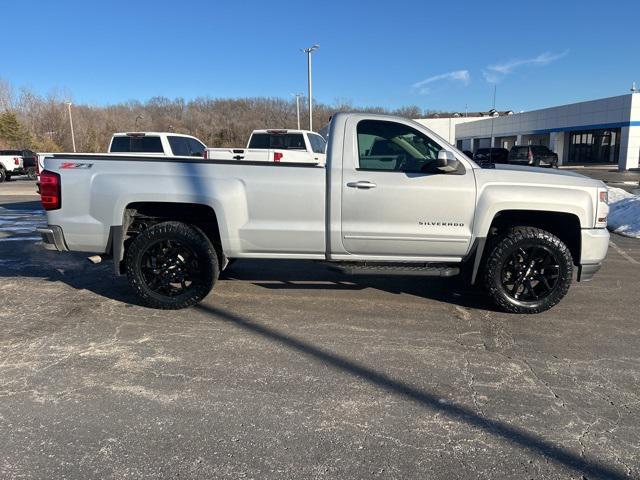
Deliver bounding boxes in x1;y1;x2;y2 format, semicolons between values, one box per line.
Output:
489;85;497;148
302;45;319;131
291;93;303;130
67;102;76;152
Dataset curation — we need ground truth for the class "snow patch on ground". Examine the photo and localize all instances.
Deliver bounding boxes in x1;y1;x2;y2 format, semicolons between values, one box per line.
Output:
0;207;46;242
607;187;640;239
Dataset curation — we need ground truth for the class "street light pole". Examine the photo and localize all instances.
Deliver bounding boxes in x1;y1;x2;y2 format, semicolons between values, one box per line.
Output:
291;93;303;130
67;102;76;152
302;45;319;131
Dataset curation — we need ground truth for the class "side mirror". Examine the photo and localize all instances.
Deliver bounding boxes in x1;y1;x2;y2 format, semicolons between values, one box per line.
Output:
437;149;455;167
437;149;459;172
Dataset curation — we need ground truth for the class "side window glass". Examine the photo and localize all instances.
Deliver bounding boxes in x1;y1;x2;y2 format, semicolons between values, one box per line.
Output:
188;138;205;157
309;134;326;154
356;120;442;173
168;136;190;156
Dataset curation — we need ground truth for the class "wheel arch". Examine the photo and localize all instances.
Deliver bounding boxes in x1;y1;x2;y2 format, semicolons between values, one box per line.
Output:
111;201;225;274
469;209;582;284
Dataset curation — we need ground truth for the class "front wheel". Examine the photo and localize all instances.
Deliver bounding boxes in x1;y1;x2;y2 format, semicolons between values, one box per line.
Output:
125;221;219;309
483;227;573;314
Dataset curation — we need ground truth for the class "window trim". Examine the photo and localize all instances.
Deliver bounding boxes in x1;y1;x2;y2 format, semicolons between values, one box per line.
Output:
354;119;465;175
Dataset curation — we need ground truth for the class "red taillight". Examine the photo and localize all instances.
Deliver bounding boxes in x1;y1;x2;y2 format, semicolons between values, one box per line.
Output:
14;157;19;165
40;170;61;210
273;152;283;162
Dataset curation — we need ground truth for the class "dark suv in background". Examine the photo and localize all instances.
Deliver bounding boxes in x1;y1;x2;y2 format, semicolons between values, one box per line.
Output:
473;147;509;164
508;145;558;168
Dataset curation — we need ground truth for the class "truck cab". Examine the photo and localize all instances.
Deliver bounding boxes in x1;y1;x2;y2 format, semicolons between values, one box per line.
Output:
109;132;206;157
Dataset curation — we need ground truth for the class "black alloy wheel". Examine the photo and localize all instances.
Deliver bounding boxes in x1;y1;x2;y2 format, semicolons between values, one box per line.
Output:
125;221;219;309
501;245;560;302
139;239;201;297
483;227;573;314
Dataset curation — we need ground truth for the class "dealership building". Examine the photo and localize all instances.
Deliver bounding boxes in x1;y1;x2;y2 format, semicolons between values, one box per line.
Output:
417;91;640;170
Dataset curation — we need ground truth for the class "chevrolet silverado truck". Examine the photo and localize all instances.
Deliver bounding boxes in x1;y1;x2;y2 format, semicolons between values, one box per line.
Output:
37;113;610;313
204;129;327;164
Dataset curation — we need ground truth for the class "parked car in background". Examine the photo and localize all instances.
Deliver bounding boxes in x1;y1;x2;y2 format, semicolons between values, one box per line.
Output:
204;129;326;164
109;132;206;157
0;149;25;182
509;145;558;168
473;147;509;164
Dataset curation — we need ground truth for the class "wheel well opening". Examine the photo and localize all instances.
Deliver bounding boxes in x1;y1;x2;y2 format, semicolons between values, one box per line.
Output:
488;210;581;265
120;202;223;271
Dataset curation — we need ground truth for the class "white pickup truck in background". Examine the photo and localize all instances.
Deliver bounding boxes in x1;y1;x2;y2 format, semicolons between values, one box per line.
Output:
204;129;327;164
109;132;207;157
0;149;26;182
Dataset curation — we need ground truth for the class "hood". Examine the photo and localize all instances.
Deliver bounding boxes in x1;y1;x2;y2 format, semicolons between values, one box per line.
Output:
474;164;605;189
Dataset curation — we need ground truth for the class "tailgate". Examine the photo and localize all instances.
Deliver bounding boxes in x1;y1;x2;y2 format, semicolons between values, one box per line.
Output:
205;148;271;162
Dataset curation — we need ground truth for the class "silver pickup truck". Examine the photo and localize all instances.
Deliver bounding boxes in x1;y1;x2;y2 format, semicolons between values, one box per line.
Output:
38;113;610;314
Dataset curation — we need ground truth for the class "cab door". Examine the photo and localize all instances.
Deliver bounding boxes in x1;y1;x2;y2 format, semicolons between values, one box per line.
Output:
340;118;476;258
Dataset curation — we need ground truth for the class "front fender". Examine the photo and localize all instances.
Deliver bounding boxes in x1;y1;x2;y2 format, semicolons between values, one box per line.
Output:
473;184;595;238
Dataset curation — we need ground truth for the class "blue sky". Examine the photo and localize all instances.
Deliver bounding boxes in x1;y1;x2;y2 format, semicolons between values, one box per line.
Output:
1;0;639;112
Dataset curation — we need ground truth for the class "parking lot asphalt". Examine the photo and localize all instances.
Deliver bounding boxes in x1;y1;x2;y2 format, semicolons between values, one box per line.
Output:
1;180;639;479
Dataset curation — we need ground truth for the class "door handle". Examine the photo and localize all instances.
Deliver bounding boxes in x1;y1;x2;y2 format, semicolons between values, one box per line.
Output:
346;181;377;189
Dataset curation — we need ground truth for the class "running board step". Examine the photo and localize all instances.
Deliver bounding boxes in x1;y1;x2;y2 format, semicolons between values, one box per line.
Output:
328;262;460;277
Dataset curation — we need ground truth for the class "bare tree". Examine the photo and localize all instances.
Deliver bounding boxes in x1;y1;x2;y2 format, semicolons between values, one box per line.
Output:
0;77;435;152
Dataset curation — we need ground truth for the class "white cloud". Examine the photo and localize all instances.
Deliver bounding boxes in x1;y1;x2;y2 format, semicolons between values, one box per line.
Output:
412;70;470;94
483;50;569;83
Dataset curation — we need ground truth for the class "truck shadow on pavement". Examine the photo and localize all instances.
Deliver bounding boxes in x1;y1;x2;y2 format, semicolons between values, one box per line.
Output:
195;302;629;480
220;259;501;312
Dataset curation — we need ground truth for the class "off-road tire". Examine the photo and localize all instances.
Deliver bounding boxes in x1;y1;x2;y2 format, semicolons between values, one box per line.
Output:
125;221;219;309
483;227;573;314
27;167;37;180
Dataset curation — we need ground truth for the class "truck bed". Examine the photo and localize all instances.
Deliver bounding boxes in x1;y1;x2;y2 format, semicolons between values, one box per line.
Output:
43;153;327;256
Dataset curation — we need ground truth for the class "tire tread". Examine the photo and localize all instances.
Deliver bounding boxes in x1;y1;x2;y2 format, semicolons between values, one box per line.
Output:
483;226;573;314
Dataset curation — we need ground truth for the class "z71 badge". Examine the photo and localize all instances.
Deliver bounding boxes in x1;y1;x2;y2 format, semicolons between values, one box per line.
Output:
60;162;93;169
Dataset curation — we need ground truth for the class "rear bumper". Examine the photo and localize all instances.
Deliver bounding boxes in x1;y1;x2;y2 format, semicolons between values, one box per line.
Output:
36;226;68;251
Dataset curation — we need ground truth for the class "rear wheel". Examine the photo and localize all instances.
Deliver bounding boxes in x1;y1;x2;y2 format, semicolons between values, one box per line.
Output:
483;227;573;314
125;221;219;309
27;167;37;180
0;168;5;183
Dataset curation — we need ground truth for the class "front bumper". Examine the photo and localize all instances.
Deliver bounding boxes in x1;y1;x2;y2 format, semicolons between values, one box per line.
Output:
577;228;610;282
36;226;68;251
577;263;602;282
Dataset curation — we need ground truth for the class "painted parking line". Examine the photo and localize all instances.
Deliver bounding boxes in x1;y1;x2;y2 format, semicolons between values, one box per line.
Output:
609;241;640;265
